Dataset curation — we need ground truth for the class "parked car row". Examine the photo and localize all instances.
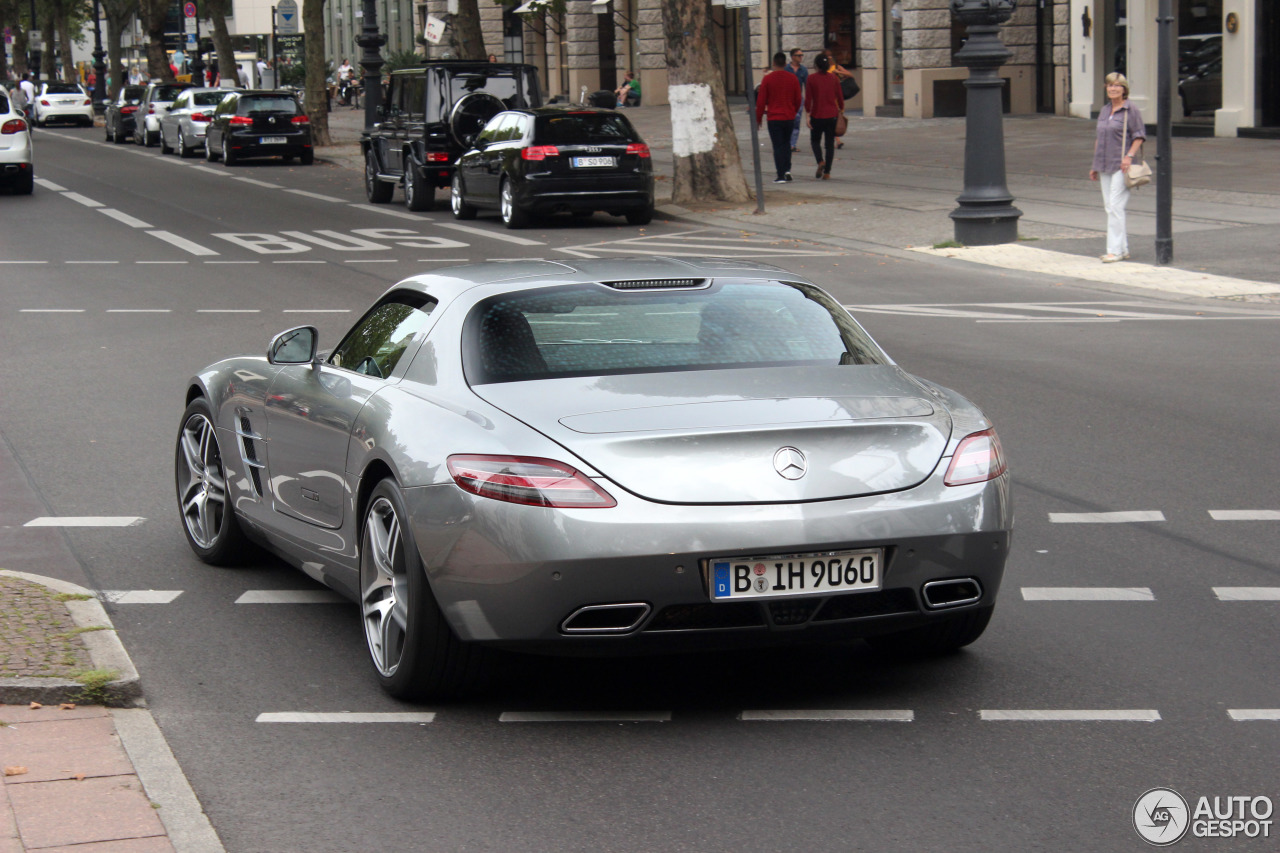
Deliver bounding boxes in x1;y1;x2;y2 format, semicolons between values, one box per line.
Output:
0;87;34;195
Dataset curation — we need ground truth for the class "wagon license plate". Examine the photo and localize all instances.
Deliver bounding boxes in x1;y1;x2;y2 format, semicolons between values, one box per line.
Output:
572;156;615;168
260;136;286;144
708;549;882;602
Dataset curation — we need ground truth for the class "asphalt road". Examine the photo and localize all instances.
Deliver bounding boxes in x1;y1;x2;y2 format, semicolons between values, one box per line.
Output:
3;124;1279;852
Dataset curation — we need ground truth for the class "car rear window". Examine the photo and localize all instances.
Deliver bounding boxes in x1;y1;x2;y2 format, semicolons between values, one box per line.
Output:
447;69;537;109
236;97;299;116
192;92;225;107
463;282;887;384
535;113;638;145
123;87;146;103
155;86;188;101
45;83;82;95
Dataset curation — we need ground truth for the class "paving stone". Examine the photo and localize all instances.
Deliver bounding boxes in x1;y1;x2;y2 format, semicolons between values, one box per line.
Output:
0;577;94;680
39;837;175;853
6;776;165;849
0;716;134;783
0;703;110;725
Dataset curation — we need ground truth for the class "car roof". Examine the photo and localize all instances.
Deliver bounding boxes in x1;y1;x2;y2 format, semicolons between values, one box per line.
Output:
391;257;799;303
392;61;536;73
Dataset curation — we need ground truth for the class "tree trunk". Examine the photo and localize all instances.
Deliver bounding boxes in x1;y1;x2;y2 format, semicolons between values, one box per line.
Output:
449;0;486;61
56;4;75;83
103;0;140;99
205;0;237;89
11;25;28;77
0;3;8;82
140;0;174;81
660;0;749;204
41;13;56;80
303;0;331;145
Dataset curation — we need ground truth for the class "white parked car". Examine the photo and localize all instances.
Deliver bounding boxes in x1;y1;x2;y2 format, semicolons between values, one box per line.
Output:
0;88;34;194
32;81;94;128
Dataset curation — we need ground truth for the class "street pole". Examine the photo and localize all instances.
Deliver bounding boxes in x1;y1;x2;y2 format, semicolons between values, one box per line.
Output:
1154;0;1173;264
28;0;39;83
91;0;107;109
357;0;386;131
191;10;205;86
734;5;764;214
948;0;1022;245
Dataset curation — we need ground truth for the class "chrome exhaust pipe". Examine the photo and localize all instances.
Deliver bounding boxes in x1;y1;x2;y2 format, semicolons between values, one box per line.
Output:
560;602;651;634
921;578;983;610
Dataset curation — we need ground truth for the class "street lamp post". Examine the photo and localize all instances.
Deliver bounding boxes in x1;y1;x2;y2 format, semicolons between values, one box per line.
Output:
91;0;107;108
191;13;206;87
28;0;40;83
356;0;387;131
948;0;1022;246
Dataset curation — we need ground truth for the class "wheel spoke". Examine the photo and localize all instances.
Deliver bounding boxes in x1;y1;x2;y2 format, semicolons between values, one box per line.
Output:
180;426;204;477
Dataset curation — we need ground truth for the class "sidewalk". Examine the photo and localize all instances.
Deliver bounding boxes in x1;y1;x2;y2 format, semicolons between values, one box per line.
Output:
317;102;1280;300
0;573;221;853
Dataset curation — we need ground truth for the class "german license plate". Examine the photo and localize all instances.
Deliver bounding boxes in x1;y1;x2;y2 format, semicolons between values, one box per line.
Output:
708;549;882;602
261;136;286;144
572;156;615;168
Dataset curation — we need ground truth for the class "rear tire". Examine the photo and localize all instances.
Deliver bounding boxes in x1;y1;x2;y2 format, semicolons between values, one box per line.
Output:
144;128;158;147
499;177;528;229
299;149;314;165
404;162;434;211
175;398;250;566
866;606;994;657
625;205;654;226
365;149;393;203
360;479;487;700
450;174;477;220
222;144;237;166
15;169;33;195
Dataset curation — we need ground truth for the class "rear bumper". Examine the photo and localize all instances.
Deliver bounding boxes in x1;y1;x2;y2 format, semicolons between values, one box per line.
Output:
0;162;33;186
37;106;93;123
226;130;312;159
516;173;654;213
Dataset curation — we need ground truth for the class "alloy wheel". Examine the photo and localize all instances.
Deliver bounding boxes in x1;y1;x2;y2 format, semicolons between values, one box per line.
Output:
361;497;409;677
177;413;227;550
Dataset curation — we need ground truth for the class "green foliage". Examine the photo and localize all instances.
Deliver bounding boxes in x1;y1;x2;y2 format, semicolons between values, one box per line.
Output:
278;61;307;88
932;240;965;249
382;49;424;73
72;668;120;705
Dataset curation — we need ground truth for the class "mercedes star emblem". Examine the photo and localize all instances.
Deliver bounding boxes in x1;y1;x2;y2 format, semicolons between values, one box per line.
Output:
773;447;807;480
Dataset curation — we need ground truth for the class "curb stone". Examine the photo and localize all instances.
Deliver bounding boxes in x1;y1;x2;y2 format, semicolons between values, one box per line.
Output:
0;569;143;707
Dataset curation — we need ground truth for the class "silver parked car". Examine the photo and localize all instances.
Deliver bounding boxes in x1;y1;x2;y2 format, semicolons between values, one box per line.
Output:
176;258;1012;699
160;88;231;157
133;81;193;147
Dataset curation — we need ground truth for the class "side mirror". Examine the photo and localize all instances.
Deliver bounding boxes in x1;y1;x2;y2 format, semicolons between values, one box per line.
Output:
471;137;487;150
268;326;319;366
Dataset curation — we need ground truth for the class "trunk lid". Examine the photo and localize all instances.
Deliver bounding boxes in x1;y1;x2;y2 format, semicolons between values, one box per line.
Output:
472;366;951;504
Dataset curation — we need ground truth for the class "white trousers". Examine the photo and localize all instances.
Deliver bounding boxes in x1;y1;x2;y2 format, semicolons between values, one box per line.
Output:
1098;171;1131;256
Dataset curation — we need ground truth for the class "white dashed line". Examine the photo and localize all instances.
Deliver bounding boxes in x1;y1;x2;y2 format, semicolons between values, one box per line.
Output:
234;590;346;604
273;260;327;264
1213;588;1280;601
1048;511;1166;523
1228;710;1280;721
344;259;399;263
100;590;184;604
192;166;230;176
107;309;172;313
197;309;261;313
147;231;220;256
24;516;145;527
0;261;47;264
980;710;1161;722
740;710;914;722
232;177;282;188
204;260;260;264
283;309;350;313
62;192;103;208
99;208;154;228
499;711;671;723
285;189;345;203
65;260;120;264
436;222;545;246
348;203;426;221
20;309;85;313
1022;587;1155;601
415;258;468;263
34;178;67;191
256;712;436;724
1209;510;1280;521
136;260;189;264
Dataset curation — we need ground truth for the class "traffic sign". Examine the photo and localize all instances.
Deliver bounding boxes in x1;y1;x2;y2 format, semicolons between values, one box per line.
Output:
183;2;196;17
276;0;299;35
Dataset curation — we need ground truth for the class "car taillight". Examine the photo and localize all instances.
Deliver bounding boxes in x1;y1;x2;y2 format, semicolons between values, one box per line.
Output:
447;455;616;508
291;115;309;125
82;99;92;106
190;112;210;122
626;143;651;158
121;105;138;115
1;119;27;134
148;104;155;113
943;428;1007;487
39;99;50;106
228;116;253;126
521;145;559;160
426;151;450;162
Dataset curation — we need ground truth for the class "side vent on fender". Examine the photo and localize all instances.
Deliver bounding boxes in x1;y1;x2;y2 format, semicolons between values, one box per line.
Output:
236;415;266;498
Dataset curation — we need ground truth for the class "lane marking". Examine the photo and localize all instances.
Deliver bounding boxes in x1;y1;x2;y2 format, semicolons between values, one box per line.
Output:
24;516;145;527
344;259;398;263
1213;588;1280;601
192;166;230;177
20;309;85;313
107;309;172;313
63;192;104;208
197;309;261;313
1022;587;1155;601
34;178;68;191
740;710;913;722
147;231;220;256
1048;511;1165;523
256;712;436;724
204;261;260;264
1209;510;1280;521
499;711;671;723
980;709;1161;722
235;590;346;604
232;177;281;189
65;260;120;264
1228;710;1280;721
99;208;154;228
285;189;346;203
416;258;468;263
273;260;327;264
137;260;189;264
283;309;350;313
100;590;184;604
436;222;545;246
0;261;47;264
348;203;427;221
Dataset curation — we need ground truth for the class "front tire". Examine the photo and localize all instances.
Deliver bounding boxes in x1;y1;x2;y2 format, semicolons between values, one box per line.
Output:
365;149;393;203
450;174;477;220
205;135;219;161
360;479;485;700
160;131;173;155
175;398;249;566
404;162;434;211
499;177;528;229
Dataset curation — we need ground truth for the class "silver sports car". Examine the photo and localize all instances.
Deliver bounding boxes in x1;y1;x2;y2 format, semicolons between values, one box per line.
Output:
176;258;1012;699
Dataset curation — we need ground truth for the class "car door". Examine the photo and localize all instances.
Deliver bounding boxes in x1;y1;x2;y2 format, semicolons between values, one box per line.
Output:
263;292;438;529
474;113;517;203
164;91;189;146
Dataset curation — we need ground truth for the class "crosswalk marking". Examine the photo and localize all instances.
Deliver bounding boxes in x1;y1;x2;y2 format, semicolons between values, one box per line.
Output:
256;712;436;724
980;710;1161;722
24;516;145;527
1022;588;1155;601
1228;710;1280;721
436;222;545;246
1213;588;1280;601
740;710;913;722
1048;511;1165;523
100;590;184;604
499;711;671;723
235;590;346;604
1209;510;1280;521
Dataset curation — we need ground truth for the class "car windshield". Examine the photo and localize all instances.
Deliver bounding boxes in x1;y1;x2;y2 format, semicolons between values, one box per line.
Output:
236;97;298;116
122;87;146;103
0;95;8;114
45;83;82;95
448;69;537;109
463;282;887;384
535;113;638;145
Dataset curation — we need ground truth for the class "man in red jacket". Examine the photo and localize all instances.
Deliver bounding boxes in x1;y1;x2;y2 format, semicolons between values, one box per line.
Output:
756;52;803;183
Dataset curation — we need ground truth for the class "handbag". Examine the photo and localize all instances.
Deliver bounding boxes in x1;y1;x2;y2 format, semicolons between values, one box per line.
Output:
1121;109;1152;189
840;75;860;100
835;112;848;137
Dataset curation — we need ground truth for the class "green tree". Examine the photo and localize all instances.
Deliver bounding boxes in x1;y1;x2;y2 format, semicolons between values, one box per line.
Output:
138;0;173;80
303;0;331;145
101;0;140;99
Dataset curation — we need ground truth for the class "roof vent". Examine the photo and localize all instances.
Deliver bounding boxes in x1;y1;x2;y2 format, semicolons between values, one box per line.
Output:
601;278;707;290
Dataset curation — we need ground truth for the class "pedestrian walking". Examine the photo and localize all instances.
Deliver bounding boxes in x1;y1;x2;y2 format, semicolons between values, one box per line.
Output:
1089;72;1146;263
805;54;843;180
785;48;807;153
756;52;803;184
821;46;857;150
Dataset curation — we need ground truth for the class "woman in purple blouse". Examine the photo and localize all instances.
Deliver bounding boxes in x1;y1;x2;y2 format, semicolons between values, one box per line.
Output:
1090;72;1147;263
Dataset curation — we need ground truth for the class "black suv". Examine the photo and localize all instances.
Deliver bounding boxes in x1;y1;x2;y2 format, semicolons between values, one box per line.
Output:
362;61;542;211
